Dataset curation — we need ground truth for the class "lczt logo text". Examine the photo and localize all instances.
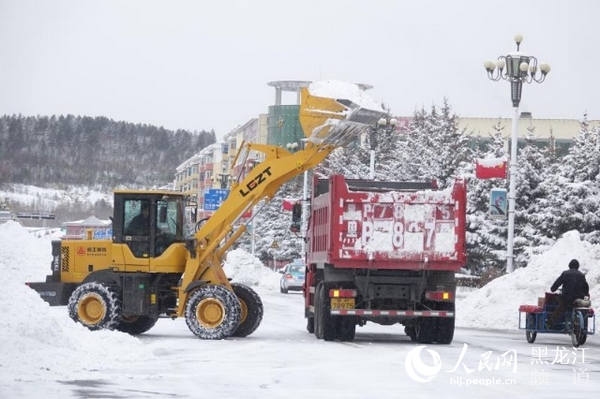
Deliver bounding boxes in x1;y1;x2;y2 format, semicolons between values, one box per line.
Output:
239;166;272;197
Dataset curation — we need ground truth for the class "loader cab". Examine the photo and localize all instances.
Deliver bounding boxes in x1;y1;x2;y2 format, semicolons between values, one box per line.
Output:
113;191;186;258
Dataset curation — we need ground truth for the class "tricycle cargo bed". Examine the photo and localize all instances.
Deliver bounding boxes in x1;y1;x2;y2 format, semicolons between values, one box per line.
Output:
307;175;467;270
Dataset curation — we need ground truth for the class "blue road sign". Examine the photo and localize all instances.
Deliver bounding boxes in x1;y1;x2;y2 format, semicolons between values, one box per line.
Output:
204;189;230;211
93;229;113;239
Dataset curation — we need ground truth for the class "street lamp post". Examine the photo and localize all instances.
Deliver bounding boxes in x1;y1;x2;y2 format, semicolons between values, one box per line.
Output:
484;34;550;273
369;117;398;180
218;173;231;189
286;142;308;257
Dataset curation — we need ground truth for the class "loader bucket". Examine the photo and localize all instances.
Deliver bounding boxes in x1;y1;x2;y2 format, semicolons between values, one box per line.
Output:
299;85;388;147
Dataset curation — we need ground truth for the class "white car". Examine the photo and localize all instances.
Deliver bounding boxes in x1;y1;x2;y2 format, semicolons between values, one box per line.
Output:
279;263;305;294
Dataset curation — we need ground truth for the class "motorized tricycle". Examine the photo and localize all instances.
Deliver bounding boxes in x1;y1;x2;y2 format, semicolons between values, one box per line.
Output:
518;292;595;347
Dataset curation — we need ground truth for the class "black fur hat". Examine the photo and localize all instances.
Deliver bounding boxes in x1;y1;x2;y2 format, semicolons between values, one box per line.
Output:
568;259;580;269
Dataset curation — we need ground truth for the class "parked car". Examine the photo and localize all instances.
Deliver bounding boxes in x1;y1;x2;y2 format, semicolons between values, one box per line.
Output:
279;262;305;294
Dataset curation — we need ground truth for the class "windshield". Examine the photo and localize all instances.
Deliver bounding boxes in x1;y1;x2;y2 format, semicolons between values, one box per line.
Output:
157;199;183;238
289;264;304;273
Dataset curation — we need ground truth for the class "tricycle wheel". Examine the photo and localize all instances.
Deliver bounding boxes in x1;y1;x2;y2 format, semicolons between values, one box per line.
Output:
526;314;537;344
571;310;586;347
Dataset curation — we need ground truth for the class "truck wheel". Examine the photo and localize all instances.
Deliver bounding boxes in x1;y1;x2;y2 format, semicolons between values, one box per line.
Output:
231;283;263;337
404;325;417;341
436;303;455;344
314;284;324;339
68;282;122;331
306;317;315;334
185;284;241;339
315;282;336;341
338;317;356;342
117;315;159;335
436;317;455;344
415;318;436;344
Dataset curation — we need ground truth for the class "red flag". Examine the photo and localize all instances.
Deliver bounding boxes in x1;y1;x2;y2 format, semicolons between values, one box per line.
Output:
242;209;252;218
282;199;298;211
475;158;507;179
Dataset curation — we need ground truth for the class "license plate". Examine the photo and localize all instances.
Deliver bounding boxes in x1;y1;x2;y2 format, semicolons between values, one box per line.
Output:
330;298;355;310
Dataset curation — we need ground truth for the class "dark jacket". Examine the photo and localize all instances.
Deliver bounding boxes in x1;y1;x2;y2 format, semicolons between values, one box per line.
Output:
126;214;150;236
550;269;590;305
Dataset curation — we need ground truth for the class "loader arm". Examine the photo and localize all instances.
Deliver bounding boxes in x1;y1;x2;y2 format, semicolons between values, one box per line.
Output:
175;85;387;316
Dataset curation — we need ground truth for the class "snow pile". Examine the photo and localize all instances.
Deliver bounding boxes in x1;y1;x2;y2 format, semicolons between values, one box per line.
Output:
223;248;280;291
308;80;385;112
0;222;153;382
457;230;600;330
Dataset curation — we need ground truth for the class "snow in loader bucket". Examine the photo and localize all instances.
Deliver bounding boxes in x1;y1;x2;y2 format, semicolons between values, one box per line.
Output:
307;106;388;147
299;80;388;148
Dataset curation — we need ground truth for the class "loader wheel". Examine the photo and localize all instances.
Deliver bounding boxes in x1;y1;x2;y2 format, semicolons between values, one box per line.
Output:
68;282;122;331
185;284;241;339
117;315;159;335
231;283;263;337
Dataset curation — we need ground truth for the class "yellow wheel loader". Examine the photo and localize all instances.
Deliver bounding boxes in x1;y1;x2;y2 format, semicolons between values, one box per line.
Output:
28;83;388;339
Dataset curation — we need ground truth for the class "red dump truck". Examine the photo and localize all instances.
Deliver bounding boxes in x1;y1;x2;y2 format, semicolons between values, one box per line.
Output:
304;175;467;343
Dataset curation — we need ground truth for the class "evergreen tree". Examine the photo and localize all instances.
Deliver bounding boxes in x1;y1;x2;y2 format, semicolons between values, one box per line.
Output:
401;100;472;188
237;179;304;264
513;126;554;266
539;114;600;243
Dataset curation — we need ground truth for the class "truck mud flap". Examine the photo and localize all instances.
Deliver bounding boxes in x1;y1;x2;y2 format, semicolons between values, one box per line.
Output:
26;282;77;306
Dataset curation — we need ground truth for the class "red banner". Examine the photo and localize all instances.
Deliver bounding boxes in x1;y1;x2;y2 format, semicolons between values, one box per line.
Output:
242;209;252;218
475;158;507;179
282;199;299;211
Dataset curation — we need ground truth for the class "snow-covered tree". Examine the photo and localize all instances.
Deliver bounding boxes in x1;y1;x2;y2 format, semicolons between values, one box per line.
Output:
236;179;304;265
513;126;555;266
315;141;369;179
401;100;472;188
538;114;600;243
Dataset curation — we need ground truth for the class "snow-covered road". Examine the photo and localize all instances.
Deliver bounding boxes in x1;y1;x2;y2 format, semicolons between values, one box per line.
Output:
5;289;599;398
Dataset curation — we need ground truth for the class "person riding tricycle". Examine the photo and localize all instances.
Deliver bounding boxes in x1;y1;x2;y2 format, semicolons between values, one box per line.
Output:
545;259;590;330
518;259;595;347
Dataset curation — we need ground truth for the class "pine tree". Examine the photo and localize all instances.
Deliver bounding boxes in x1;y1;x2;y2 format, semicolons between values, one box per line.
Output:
236;180;304;264
401;100;472;188
541;114;600;243
512;126;554;266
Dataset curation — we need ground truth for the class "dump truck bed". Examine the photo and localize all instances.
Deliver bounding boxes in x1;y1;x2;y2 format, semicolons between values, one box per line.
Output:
307;175;467;270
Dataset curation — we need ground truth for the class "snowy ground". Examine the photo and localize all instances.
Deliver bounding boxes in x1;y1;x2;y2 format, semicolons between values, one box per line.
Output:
1;221;599;397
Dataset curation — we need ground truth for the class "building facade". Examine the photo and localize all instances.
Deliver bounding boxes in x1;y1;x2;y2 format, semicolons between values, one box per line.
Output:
458;114;600;156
